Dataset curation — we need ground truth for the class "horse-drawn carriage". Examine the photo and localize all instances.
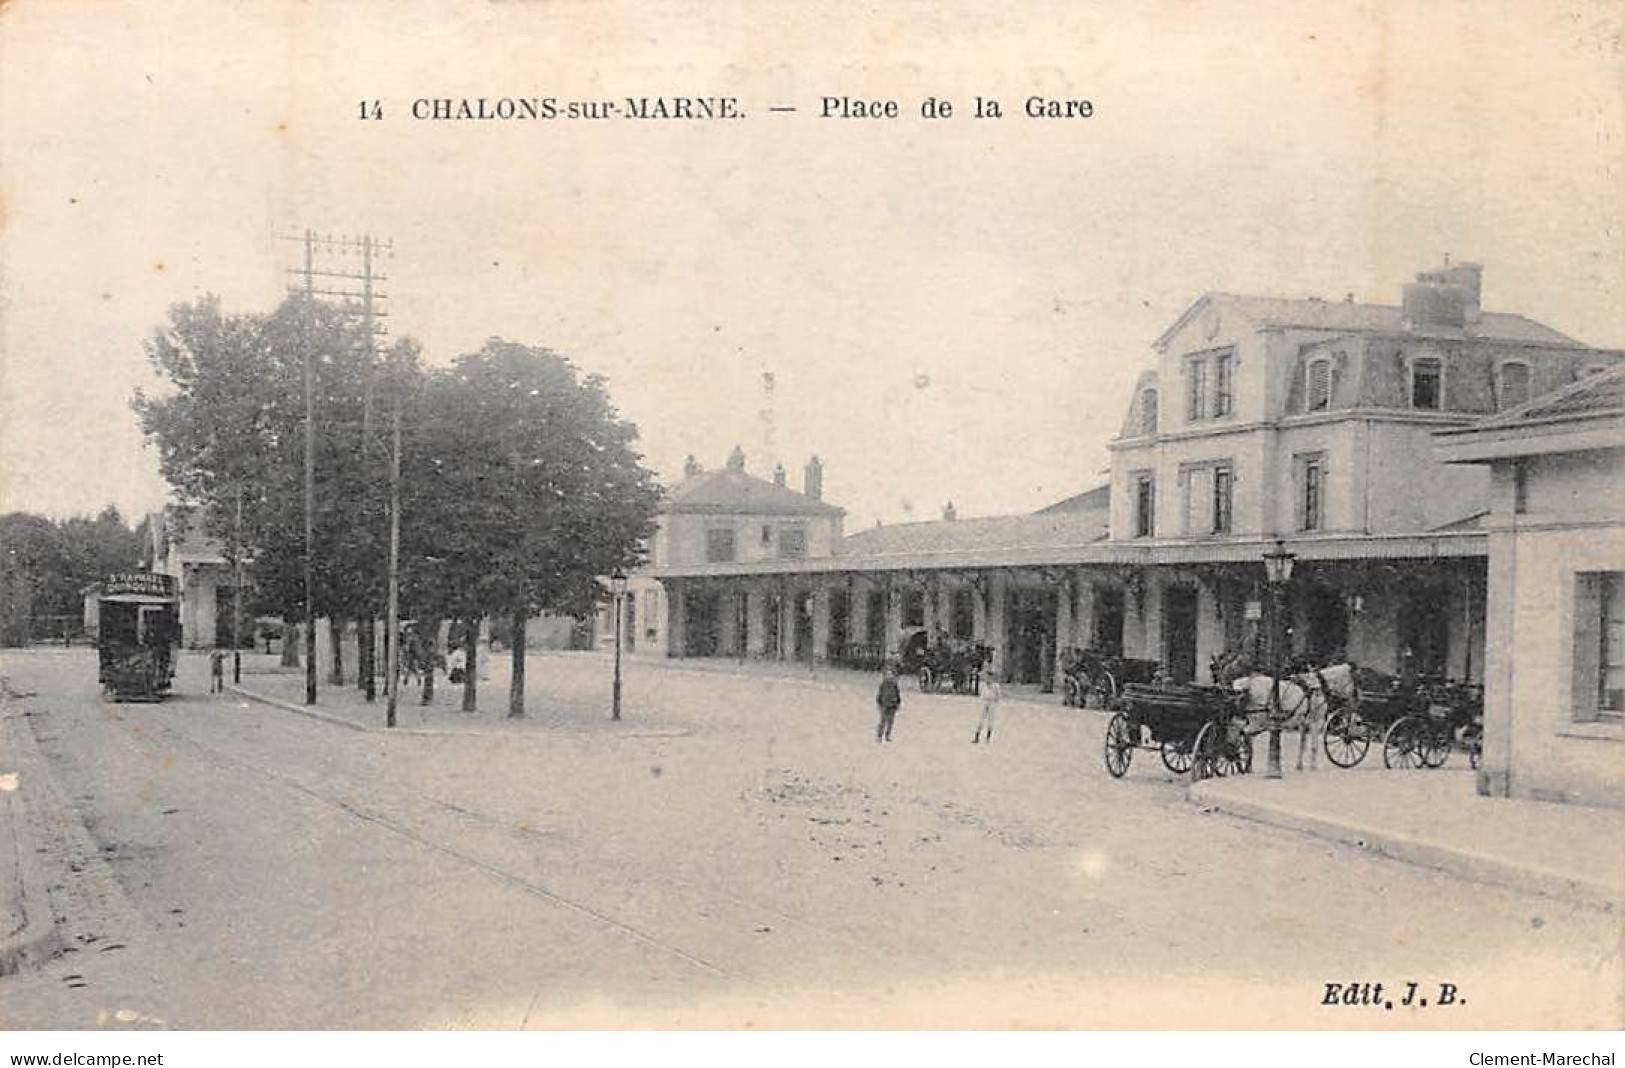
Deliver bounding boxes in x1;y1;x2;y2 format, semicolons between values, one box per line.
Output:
93;572;180;701
1103;679;1253;780
1060;646;1161;708
1321;670;1483;770
915;634;993;695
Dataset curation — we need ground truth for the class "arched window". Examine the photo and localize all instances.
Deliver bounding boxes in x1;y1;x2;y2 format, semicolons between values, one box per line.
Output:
1139;388;1158;435
1497;361;1530;411
1305;356;1336;412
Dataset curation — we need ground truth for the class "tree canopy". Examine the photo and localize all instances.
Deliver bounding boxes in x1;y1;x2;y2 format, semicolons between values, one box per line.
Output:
132;297;663;717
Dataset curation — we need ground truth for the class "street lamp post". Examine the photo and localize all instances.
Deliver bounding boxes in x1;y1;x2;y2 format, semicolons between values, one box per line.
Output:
1262;538;1298;779
610;569;627;722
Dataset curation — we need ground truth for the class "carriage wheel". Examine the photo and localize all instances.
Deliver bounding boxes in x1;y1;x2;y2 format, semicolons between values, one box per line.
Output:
1420;724;1452;769
1103;713;1135;778
1322;707;1370;769
1191;721;1220;780
1160;739;1194;774
1382;717;1427;770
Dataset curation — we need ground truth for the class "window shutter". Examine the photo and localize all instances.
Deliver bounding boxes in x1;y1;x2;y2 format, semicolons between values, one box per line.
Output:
1307;359;1332;411
1500;363;1530;410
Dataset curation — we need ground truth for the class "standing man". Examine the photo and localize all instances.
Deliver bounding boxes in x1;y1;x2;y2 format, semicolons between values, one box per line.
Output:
209;648;225;694
875;662;902;743
973;650;1003;744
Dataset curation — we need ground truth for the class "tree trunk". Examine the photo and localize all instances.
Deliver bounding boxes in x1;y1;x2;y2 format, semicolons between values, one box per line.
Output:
419;615;438;705
280;621;301;667
363;617;377;703
328;617;345;684
461;620;478;712
356;618;369;693
508;611;527;719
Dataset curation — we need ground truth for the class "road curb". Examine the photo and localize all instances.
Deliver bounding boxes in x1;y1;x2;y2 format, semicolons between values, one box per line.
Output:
1188;780;1622;913
0;742;67;977
226;685;691;739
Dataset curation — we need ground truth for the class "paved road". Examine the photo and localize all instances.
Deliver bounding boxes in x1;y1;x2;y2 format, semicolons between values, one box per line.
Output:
0;648;1617;1028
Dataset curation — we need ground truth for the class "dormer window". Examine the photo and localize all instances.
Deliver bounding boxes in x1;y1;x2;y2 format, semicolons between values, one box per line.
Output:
1139;388;1158;435
1305;356;1336;412
1410;356;1442;410
1497;361;1530;411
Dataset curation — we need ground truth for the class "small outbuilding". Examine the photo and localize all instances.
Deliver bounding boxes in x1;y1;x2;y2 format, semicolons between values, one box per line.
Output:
1436;367;1625;808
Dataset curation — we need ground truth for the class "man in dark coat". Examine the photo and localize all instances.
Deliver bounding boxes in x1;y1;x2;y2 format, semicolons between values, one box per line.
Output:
875;662;902;742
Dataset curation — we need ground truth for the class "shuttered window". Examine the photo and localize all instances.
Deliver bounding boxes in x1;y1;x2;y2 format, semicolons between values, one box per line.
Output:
1139;389;1159;435
1299;454;1326;531
1306;357;1334;412
1498;362;1530;411
778;526;807;558
1212;465;1233;534
1576;572;1625;720
705;527;737;562
1134;474;1155;538
1214;354;1234;416
1186;358;1207;421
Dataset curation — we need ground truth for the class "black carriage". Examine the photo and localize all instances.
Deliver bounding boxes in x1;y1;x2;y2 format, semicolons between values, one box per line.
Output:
1380;678;1484;770
1103;680;1253;779
1320;670;1484;770
916;636;993;695
94;572;180;701
1060;646;1162;708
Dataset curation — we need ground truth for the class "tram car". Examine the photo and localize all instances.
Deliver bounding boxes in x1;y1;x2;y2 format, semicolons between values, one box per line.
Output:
94;572;181;701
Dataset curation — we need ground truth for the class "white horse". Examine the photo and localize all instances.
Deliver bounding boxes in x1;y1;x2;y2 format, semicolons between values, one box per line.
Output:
1231;663;1355;772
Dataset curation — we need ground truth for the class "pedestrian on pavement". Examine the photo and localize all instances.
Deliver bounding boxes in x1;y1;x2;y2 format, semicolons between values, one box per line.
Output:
875;661;902;743
209;648;225;694
973;652;1003;744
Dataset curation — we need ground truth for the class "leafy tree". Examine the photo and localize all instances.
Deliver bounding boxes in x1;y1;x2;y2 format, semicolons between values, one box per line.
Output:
0;508;140;645
409;340;662;717
132;295;394;677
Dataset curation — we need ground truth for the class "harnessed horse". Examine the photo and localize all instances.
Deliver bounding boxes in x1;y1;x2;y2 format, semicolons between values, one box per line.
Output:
1230;663;1355;771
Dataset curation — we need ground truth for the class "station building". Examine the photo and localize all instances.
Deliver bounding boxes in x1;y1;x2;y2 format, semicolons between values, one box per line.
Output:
647;263;1625;691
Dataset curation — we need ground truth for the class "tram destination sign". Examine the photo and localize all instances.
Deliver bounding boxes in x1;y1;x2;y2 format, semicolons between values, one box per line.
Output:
103;572;178;599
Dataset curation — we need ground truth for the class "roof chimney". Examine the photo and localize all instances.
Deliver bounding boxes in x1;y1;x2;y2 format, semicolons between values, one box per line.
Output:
803;455;823;500
726;445;746;472
772;463;787;488
682;454;702;479
942;501;957;521
1404;261;1482;328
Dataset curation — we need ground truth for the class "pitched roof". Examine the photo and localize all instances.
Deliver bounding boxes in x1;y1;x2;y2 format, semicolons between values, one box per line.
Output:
1434;365;1625;463
1469;364;1624;429
1035;484;1110;516
838;509;1108;563
666;467;844;516
1155;292;1577;352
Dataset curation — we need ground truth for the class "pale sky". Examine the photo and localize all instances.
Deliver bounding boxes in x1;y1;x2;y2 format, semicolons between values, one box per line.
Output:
3;0;1622;529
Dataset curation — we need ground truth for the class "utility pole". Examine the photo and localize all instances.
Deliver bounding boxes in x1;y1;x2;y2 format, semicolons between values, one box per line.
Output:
233;487;243;685
301;229;317;705
386;344;402;728
281;229;393;713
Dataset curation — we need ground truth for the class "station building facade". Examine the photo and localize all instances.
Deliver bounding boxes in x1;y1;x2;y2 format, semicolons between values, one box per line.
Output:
652;263;1624;690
